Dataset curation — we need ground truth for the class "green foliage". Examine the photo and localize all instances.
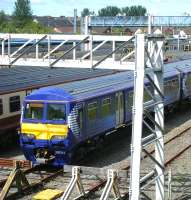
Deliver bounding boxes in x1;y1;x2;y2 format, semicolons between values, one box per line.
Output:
1;22;16;33
122;5;147;16
81;8;95;17
0;10;6;24
19;21;52;33
0;10;7;30
0;0;52;33
13;0;33;27
111;27;124;33
98;6;121;17
0;18;52;33
98;5;147;17
121;7;129;16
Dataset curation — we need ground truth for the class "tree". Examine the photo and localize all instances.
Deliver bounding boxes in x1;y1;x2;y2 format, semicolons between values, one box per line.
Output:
98;6;120;17
0;10;6;24
13;0;33;27
121;7;129;16
127;5;147;16
0;10;8;30
81;8;95;17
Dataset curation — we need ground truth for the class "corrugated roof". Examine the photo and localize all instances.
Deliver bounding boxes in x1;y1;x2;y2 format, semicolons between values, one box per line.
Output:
26;62;182;102
1;58;191;96
0;66;117;95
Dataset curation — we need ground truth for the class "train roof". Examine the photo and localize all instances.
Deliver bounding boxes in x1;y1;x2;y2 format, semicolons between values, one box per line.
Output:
166;58;191;73
26;63;182;102
1;57;191;97
0;66;118;95
165;58;191;70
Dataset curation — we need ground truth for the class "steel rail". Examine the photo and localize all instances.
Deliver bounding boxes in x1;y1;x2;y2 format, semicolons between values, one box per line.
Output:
0;123;191;199
6;169;63;200
76;124;191;199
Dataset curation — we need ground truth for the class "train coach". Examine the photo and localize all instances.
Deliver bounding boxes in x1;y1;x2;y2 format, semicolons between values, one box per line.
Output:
0;66;116;144
19;58;191;166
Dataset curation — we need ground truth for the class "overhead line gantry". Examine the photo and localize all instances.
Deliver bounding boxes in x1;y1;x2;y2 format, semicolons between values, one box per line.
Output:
0;32;164;200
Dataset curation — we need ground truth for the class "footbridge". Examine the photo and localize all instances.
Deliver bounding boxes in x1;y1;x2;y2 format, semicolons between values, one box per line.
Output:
86;16;191;27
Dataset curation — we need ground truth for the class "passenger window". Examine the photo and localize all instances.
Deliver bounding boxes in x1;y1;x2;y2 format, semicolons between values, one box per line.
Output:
88;102;97;121
127;91;133;111
101;98;111;117
172;79;178;88
9;96;20;112
120;94;123;109
186;75;191;87
129;91;133;98
115;95;118;110
144;86;152;102
164;81;170;94
0;99;3;115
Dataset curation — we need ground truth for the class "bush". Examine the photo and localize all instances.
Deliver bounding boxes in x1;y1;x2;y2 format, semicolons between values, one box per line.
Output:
0;20;52;33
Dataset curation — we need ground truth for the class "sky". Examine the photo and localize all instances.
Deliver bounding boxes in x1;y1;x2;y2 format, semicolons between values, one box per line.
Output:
0;0;191;17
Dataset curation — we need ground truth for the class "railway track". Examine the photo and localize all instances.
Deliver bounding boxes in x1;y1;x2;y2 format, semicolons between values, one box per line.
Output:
140;123;191;171
0;162;62;200
70;122;191;199
0;122;191;199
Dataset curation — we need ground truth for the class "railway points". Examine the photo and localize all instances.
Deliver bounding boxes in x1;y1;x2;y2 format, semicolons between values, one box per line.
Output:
0;102;191;199
0;32;191;198
0;114;191;199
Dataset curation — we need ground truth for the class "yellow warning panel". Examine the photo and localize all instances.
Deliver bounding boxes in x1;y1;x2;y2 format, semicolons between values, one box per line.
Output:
33;189;63;200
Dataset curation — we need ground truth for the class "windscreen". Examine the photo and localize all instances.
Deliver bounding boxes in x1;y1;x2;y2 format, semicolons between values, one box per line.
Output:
24;103;44;120
47;104;66;121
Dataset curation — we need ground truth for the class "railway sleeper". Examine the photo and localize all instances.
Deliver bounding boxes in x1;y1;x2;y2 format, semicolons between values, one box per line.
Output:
0;161;30;200
63;165;129;200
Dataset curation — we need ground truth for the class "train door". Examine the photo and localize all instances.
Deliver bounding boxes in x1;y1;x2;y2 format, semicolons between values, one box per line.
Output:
115;92;124;126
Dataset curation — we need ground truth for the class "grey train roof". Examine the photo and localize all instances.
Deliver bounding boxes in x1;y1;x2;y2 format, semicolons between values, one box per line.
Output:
57;71;134;101
0;66;117;95
52;61;182;101
165;58;191;72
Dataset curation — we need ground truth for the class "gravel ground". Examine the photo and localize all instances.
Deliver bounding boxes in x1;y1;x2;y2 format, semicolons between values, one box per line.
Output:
140;122;191;172
165;145;191;199
1;102;191;199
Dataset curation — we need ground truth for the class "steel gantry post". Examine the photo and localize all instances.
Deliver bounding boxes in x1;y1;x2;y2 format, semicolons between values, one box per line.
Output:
153;37;164;200
129;34;164;200
0;32;165;198
129;34;145;200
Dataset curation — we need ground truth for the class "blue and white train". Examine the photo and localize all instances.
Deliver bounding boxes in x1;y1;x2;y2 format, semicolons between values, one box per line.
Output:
19;58;191;166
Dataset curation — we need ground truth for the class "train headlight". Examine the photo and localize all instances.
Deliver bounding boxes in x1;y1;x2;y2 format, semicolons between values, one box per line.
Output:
51;135;67;140
25;133;36;140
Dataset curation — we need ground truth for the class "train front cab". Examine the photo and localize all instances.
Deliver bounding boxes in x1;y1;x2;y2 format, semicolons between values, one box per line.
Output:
20;100;72;166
